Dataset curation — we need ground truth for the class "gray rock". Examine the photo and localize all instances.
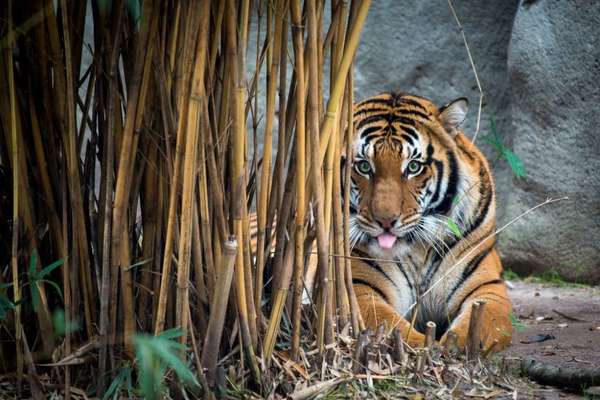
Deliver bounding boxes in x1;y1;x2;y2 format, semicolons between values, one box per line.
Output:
499;0;600;283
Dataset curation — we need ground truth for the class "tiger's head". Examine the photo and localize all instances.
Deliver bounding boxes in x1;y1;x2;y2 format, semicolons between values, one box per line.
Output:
349;92;478;257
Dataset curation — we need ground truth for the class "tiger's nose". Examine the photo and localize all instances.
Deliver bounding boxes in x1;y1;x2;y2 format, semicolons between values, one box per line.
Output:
376;217;397;230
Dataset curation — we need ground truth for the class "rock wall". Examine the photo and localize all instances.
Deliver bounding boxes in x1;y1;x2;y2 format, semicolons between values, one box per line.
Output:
499;0;600;283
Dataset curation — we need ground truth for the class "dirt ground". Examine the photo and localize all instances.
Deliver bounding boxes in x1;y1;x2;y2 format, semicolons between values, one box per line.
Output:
501;280;600;398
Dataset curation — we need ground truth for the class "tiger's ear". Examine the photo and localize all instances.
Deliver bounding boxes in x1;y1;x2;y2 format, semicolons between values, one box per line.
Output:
438;98;468;136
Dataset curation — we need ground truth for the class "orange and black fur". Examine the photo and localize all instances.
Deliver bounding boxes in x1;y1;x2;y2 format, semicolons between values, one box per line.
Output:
348;92;512;351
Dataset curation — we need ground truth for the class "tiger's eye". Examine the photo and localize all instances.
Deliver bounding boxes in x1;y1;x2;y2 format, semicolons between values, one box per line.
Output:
407;160;422;174
356;160;372;175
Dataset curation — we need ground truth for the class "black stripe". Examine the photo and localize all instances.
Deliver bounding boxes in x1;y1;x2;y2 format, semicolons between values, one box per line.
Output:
420;255;442;293
472;167;493;231
395;109;430;120
425;143;434;164
361;125;384;137
397;97;428;112
365;130;387;142
428;159;444;207
356;98;393;108
354;107;389;118
446;248;492;302
401;134;414;146
353;278;390;303
356;115;389;131
427;164;493;268
389;115;417;126
448;166;492;248
401;126;420;141
452;279;504;315
353;249;398;291
430;151;459;216
394;259;414;293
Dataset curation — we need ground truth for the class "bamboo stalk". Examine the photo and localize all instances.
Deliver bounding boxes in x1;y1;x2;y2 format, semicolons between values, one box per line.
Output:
154;6;193;336
176;0;211;346
425;321;436;349
391;328;405;364
138;143;159;331
317;0;371;165
443;330;459;358
353;330;371;374
225;0;260;380
60;0;95;339
305;0;335;355
61;161;71;400
262;176;296;364
97;2;124;390
343;74;363;335
254;0;285;317
201;238;238;386
6;0;23;386
289;0;307;361
466;300;486;360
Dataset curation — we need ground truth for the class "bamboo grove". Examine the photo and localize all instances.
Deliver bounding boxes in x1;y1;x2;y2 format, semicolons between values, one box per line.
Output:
0;0;372;395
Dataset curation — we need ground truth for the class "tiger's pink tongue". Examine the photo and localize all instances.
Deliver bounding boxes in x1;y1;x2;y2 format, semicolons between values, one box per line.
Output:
377;233;397;249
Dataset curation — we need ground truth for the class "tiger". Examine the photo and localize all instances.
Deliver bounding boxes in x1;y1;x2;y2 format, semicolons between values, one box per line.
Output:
347;91;512;352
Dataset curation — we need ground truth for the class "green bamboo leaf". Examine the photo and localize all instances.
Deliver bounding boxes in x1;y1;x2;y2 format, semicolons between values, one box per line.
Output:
103;364;131;400
447;219;461;238
482;117;527;179
127;0;142;28
37;258;65;279
135;337;159;400
40;279;64;302
28;249;38;278
501;148;527;179
0;295;15;320
150;339;198;386
52;309;80;336
158;327;185;341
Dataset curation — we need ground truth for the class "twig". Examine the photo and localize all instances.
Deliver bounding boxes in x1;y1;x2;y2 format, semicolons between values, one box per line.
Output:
552;309;588;322
448;0;483;144
289;378;346;400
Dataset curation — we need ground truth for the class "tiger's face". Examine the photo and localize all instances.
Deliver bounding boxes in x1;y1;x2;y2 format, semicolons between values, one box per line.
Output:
349;92;469;256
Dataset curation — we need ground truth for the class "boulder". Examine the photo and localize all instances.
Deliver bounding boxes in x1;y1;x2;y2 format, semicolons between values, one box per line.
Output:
498;0;600;283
